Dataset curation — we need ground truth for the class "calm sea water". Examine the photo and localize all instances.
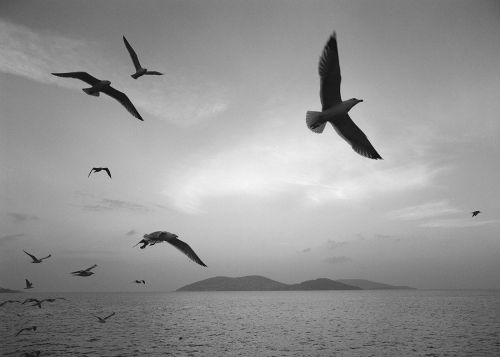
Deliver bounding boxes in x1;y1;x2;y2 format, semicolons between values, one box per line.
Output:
1;290;499;356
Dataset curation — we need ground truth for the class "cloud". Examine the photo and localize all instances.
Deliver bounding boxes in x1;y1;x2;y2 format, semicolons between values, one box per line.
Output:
421;218;500;228
0;233;24;245
387;200;461;221
7;212;38;222
324;240;348;250
125;229;137;236
0;20;229;125
301;247;311;253
323;256;352;265
84;198;149;212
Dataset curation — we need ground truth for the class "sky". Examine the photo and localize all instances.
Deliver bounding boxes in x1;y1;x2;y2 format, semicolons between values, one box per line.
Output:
1;0;500;292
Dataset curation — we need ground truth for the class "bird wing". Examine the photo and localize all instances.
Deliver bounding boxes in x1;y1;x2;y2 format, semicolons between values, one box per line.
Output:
51;72;101;86
319;32;342;111
167;237;207;267
100;86;143;121
16;328;27;336
23;250;37;261
84;264;98;272
40;254;51;261
104;312;115;320
104;168;112;178
331;115;382;160
88;168;95;177
25;279;31;287
123;36;142;71
145;71;163;76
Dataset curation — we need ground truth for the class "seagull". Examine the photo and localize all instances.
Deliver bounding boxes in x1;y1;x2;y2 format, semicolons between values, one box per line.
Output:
71;264;98;277
134;231;207;267
133;280;146;284
22;298;41;305
88;167;112;178
52;72;143;121
0;299;20;307
93;312;115;323
20;351;41;357
123;36;163;79
472;210;481;217
15;326;37;336
23;250;51;263
24;279;33;290
306;32;382;160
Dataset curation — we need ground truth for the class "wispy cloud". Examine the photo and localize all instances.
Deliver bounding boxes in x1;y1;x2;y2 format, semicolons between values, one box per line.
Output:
421;218;500;228
84;198;149;212
0;233;25;245
7;212;38;222
0;20;229;125
125;229;137;236
301;247;311;253
323;256;352;265
387;200;461;221
324;240;348;250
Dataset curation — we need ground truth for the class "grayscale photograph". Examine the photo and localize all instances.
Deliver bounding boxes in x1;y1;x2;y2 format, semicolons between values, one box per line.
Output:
1;0;499;356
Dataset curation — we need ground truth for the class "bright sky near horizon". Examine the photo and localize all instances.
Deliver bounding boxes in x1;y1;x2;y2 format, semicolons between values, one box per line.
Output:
1;0;500;291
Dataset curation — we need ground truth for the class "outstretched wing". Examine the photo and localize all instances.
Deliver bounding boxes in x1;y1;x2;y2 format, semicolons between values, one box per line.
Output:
123;36;142;71
318;32;342;111
25;279;31;287
84;264;98;272
145;71;163;76
15;328;26;336
88;168;95;177
331;115;383;160
101;86;143;121
23;250;37;261
167;237;207;267
104;312;116;320
104;168;112;178
40;254;51;261
52;72;101;86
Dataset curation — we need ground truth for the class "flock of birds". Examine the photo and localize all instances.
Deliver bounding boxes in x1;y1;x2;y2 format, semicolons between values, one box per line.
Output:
3;31;484;356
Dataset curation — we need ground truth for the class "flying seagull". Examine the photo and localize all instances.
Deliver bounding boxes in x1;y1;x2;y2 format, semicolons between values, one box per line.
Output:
306;32;382;159
133;280;146;284
15;326;37;336
52;72;143;121
134;231;207;267
93;312;116;323
71;264;98;277
23;250;51;263
88;167;112;178
0;299;20;307
123;36;163;79
472;210;481;217
20;351;41;357
24;279;33;290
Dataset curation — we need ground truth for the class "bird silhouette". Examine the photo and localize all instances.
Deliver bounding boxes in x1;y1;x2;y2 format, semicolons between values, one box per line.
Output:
93;312;116;323
52;72;143;121
15;326;37;336
24;279;33;290
134;231;207;267
472;210;481;217
123;36;163;79
71;264;98;277
0;299;20;307
88;167;112;178
306;32;382;159
133;280;146;284
23;250;51;263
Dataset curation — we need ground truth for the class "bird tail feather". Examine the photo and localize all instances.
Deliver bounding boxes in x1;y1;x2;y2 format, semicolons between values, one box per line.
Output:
306;111;326;133
131;73;141;79
83;88;99;96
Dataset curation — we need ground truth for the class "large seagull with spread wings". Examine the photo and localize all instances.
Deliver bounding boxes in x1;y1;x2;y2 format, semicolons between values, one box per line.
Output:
52;72;143;121
306;32;382;160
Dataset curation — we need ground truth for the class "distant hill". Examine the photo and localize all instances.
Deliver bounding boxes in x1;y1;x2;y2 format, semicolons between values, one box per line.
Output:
177;276;414;291
0;286;21;293
337;279;416;290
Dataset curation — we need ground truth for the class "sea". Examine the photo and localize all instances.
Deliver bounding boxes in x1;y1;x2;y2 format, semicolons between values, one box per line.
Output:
1;290;499;356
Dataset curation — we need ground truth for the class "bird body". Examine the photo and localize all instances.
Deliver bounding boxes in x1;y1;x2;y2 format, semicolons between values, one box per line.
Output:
24;279;33;289
71;264;98;277
472;210;481;217
134;231;207;267
88;167;112;178
52;72;143;121
123;36;163;79
306;32;382;160
23;250;51;263
134;280;146;284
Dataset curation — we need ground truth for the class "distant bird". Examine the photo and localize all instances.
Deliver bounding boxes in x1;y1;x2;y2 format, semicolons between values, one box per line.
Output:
306;32;382;160
472;210;481;217
52;72;143;121
23;250;51;263
20;351;41;357
134;231;207;267
88;167;112;178
22;298;40;305
0;299;20;307
22;297;66;309
93;312;115;323
15;326;37;336
24;279;33;290
123;36;163;79
133;280;146;284
71;264;98;277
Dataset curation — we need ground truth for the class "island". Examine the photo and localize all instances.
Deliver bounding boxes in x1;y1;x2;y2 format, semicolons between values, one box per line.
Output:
177;275;415;291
